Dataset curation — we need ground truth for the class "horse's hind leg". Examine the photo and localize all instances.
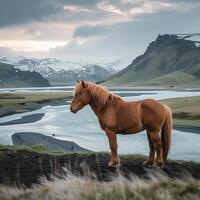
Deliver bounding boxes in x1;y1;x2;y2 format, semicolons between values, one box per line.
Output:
143;130;155;167
146;130;163;168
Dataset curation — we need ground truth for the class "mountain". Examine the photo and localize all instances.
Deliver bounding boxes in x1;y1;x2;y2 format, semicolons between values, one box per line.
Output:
0;57;117;85
104;34;200;87
0;62;50;87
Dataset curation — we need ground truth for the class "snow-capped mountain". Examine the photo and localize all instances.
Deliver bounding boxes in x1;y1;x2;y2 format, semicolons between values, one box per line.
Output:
177;33;200;47
0;57;117;85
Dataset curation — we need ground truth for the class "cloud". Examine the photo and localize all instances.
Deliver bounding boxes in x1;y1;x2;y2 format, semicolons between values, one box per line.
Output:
0;0;191;28
62;0;102;7
0;0;104;27
73;25;109;38
0;0;62;27
0;47;15;57
0;46;48;58
49;4;200;62
1;0;200;63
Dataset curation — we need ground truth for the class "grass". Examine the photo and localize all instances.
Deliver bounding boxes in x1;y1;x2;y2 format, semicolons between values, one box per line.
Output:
0;173;199;200
160;96;200;128
0;144;200;199
146;71;200;88
0;92;71;107
104;71;200;88
173;119;200;127
0;144;67;156
0;144;198;166
0;92;72;116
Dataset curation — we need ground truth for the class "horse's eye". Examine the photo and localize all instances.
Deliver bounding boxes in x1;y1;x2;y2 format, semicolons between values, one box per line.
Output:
76;91;83;96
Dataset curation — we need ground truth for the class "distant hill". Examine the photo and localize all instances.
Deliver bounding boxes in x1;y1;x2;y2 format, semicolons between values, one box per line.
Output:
0;57;117;86
0;62;50;87
104;34;200;87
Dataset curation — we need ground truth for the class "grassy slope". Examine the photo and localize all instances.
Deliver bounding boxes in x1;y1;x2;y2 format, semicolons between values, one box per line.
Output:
160;96;200;128
104;35;200;88
0;92;72;116
105;71;200;88
0;174;199;200
0;145;200;199
146;71;200;87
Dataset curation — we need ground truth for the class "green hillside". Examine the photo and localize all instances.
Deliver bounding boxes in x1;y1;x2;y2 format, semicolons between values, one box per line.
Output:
0;62;50;87
104;34;200;87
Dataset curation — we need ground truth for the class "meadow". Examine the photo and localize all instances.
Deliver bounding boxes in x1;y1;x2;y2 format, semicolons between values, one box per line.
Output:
161;96;200;128
0;92;72;117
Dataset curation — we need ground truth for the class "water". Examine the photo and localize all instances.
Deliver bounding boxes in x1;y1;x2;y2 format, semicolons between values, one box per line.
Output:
0;88;200;162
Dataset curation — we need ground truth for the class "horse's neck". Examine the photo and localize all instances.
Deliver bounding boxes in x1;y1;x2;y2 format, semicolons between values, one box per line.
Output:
89;95;106;118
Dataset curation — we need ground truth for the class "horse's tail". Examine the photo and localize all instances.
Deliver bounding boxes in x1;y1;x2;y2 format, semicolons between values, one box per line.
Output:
161;105;172;161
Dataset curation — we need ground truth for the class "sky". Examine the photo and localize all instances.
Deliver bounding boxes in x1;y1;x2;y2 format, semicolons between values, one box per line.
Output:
0;0;200;63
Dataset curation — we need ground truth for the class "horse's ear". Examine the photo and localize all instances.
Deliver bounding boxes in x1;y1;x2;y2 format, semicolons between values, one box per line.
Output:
81;80;86;87
76;80;79;83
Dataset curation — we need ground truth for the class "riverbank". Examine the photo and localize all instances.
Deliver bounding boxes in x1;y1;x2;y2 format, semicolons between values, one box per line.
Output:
160;96;200;133
0;92;72;117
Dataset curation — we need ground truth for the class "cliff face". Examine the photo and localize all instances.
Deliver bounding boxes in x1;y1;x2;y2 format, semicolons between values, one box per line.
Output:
12;132;90;153
0;62;50;87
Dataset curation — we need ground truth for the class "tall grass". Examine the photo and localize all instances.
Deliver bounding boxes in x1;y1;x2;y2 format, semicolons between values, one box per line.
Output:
0;170;199;200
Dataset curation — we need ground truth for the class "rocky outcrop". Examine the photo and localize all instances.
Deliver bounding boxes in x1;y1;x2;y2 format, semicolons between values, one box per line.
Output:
12;132;90;153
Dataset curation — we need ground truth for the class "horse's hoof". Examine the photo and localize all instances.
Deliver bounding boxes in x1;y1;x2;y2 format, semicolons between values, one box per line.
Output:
155;161;164;168
108;160;120;167
143;160;154;167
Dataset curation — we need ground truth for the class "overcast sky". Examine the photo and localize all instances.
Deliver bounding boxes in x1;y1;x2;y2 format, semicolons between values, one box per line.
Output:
0;0;199;63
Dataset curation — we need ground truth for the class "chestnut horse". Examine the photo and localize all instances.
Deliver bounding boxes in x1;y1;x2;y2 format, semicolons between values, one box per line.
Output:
70;81;172;168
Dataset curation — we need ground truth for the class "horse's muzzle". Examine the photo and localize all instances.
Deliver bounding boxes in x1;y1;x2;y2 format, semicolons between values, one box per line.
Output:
70;106;77;113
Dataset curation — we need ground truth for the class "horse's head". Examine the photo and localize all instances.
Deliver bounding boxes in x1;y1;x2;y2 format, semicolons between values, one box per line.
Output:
70;80;91;113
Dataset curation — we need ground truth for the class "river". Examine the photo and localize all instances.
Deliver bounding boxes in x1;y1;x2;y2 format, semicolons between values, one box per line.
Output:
0;87;200;162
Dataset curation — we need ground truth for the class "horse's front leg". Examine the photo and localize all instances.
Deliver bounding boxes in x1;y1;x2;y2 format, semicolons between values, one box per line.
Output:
105;129;120;167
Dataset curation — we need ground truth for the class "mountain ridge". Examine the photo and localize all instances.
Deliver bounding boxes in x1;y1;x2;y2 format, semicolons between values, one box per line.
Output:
0;57;118;85
104;34;200;87
0;62;50;88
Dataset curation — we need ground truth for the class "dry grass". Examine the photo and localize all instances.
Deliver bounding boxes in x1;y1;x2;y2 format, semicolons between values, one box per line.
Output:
0;171;200;200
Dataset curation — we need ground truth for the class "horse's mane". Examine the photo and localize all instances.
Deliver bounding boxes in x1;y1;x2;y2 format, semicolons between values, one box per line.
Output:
87;82;122;107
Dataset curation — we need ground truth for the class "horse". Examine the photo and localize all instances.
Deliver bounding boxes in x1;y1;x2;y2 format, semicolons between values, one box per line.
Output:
70;80;172;168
